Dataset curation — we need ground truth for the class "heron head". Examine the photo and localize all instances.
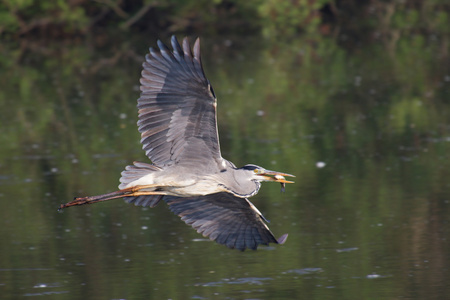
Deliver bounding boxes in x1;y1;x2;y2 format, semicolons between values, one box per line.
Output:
241;164;295;183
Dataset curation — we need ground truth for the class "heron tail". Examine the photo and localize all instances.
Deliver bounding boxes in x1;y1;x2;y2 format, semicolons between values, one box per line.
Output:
119;161;162;189
120;161;164;208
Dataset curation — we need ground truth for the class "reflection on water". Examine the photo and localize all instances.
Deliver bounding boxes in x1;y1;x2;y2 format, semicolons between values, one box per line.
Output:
1;24;450;299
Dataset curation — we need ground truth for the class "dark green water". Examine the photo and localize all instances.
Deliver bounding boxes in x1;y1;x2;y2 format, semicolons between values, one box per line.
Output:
0;32;449;299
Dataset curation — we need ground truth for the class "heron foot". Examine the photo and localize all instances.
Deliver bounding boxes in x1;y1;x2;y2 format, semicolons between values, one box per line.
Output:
58;187;135;211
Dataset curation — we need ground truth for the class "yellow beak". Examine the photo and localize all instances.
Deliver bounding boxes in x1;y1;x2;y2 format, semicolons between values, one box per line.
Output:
260;170;295;183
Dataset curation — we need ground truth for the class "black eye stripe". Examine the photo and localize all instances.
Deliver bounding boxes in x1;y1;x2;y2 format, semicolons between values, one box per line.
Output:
241;164;259;171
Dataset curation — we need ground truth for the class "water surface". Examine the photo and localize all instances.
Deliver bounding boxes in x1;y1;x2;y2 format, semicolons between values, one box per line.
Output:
0;32;449;299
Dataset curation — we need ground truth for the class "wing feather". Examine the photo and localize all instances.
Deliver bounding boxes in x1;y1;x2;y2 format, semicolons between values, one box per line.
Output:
137;36;221;167
164;192;287;251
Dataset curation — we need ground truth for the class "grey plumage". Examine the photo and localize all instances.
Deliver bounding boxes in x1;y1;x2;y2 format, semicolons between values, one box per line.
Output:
60;36;294;251
138;36;221;169
164;193;288;251
125;36;291;250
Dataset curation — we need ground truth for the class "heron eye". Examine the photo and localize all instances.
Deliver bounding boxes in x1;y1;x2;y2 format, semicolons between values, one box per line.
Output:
254;169;258;174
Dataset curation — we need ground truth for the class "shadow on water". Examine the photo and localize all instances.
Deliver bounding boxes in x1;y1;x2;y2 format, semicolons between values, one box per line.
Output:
1;14;450;300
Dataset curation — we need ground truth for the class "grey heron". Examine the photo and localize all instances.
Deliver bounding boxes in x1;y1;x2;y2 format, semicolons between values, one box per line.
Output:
60;36;295;251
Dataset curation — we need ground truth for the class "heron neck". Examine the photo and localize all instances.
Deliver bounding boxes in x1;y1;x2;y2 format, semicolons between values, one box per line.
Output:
218;169;261;198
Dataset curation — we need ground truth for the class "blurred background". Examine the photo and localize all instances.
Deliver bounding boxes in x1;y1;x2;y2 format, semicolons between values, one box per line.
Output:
1;0;449;299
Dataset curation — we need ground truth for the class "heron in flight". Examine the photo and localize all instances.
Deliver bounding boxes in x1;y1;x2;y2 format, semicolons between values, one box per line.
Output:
60;36;295;251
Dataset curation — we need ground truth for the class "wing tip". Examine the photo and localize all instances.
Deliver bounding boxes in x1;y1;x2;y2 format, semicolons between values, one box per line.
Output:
156;39;164;50
193;37;201;58
277;233;288;245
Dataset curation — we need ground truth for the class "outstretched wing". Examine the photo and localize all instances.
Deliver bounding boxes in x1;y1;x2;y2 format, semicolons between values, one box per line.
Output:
138;36;222;168
164;192;288;251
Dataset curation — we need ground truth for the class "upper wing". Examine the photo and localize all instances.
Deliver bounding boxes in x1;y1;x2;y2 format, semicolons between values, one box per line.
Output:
137;36;222;168
164;192;288;251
